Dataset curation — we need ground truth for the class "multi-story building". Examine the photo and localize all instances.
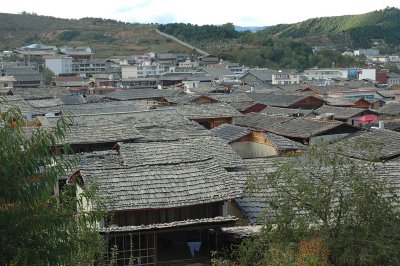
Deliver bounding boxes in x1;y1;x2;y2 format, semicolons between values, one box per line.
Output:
1;65;42;88
121;62;166;79
358;67;387;84
272;71;300;85
354;49;379;57
303;68;349;80
72;59;113;76
387;72;400;86
44;56;73;75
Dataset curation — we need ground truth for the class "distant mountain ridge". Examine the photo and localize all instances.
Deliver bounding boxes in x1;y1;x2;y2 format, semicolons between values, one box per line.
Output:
260;7;400;48
0;12;191;57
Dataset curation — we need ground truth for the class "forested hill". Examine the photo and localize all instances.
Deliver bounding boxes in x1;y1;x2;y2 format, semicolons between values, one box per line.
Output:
157;23;363;70
0;12;191;57
261;7;400;48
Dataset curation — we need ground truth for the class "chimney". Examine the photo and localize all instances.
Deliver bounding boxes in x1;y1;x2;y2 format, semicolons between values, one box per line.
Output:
379;120;384;129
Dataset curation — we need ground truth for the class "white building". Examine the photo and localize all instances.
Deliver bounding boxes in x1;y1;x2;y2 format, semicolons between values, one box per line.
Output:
121;62;166;79
0;76;15;90
272;71;300;85
44;56;73;75
387;72;400;86
303;68;349;80
358;68;376;81
370;56;389;63
354;49;379;57
388;55;400;62
178;58;199;68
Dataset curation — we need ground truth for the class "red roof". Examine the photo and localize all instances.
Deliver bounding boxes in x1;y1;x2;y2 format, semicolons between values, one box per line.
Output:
355;114;378;122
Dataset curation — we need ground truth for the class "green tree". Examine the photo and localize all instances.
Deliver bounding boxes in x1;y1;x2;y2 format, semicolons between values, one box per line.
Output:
383;62;400;74
41;67;55;86
0;104;105;265
235;143;400;265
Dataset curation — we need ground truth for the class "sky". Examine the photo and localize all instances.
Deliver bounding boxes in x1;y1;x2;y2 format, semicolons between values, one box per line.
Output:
3;0;400;26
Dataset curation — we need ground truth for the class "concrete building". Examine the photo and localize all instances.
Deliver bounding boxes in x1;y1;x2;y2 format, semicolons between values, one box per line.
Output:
121;62;166;79
44;56;73;75
303;68;349;80
0;76;15;90
272;71;300;85
354;49;379;57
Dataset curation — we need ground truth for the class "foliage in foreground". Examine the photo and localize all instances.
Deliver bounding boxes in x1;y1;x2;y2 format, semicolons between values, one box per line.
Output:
230;144;400;265
0;104;105;265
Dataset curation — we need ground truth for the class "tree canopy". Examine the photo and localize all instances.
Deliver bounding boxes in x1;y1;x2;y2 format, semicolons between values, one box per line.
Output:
0;103;105;265
232;143;400;265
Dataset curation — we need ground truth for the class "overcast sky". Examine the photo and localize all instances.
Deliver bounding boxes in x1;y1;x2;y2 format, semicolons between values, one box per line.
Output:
3;0;400;26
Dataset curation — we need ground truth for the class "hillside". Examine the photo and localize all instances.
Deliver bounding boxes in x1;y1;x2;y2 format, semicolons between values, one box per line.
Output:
0;12;191;57
261;7;400;48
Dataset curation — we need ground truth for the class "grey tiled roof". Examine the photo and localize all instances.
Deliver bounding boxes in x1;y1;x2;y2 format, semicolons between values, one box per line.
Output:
234;113;293;130
267;118;353;139
210;123;306;150
137;127;210;142
175;103;242;119
119;136;244;169
99;216;238;233
377;102;400;116
332;129;400;161
0;95;35;114
222;225;262;238
234;157;400;224
11;87;71;99
376;90;400;99
45;109;198;130
207;93;253;103
315;105;377;120
368;120;400;131
251;93;305;107
60;95;87;105
244;69;278;81
25;98;64;108
165;94;219;105
387;72;400;78
323;97;356;107
260;106;315;117
233;157;286;224
79;150;123;168
211;124;251;143
81;158;241;211
198;67;234;77
63;123;143;145
103;88;181;101
229;101;259;112
265;133;306;150
61;101;149;115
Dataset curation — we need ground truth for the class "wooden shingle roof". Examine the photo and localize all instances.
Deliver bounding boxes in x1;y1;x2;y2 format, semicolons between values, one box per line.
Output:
175;103;242;119
207;93;253;103
211;124;251;143
99;216;238;233
81;158;241;211
234;113;293;130
119;136;244;169
63;124;143;145
377;102;400;116
249;93;304;107
61;101;149;115
103;88;181;101
265;133;306;151
315;105;377;120
260;106;315;117
267;118;359;139
332;129;400;161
